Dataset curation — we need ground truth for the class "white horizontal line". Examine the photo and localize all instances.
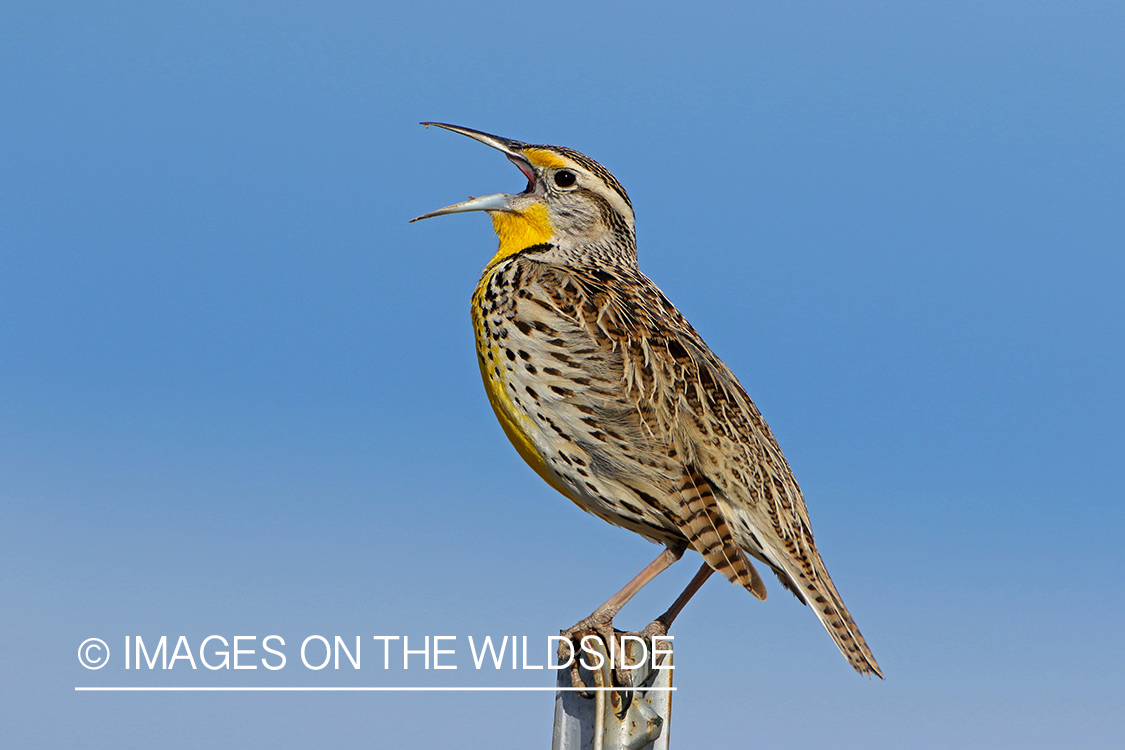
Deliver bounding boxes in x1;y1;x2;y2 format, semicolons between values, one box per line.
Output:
75;686;674;692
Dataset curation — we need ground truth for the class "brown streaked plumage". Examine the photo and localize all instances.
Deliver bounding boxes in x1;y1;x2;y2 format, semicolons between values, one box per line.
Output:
413;123;881;677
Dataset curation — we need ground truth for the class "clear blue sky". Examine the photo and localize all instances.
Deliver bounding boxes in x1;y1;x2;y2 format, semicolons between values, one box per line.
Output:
2;1;1122;747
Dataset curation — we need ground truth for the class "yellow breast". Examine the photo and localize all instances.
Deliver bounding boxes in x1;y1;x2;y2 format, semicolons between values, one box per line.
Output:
471;267;573;500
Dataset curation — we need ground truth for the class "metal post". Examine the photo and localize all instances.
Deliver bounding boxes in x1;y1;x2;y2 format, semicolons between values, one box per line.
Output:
552;634;673;750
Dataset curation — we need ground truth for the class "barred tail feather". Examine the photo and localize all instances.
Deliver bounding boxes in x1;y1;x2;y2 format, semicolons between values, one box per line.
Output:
679;469;767;600
791;552;882;677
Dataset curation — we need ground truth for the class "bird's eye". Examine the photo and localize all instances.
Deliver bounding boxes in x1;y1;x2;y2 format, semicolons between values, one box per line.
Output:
553;170;577;188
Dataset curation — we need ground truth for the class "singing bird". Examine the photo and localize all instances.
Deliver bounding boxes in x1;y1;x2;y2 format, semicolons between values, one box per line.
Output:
413;123;881;677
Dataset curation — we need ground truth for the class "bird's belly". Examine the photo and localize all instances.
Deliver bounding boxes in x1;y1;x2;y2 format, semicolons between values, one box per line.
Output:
474;335;576;500
471;309;681;546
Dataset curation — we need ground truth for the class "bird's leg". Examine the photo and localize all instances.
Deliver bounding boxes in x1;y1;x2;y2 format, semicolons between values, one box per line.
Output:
641;562;714;640
563;547;683;636
603;563;715;688
560;546;683;690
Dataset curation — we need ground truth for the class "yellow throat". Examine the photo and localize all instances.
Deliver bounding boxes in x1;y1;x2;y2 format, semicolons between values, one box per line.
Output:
484;203;553;270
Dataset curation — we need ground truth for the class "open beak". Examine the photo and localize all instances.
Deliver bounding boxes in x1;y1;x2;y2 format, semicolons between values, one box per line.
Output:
411;123;537;223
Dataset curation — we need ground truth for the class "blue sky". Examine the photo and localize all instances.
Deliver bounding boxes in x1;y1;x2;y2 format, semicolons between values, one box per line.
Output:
1;1;1122;747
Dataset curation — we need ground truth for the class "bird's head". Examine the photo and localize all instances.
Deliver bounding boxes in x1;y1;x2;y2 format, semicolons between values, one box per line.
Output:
412;123;636;268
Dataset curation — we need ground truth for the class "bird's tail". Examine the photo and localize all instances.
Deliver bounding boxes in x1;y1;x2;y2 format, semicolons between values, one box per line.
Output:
789;547;882;678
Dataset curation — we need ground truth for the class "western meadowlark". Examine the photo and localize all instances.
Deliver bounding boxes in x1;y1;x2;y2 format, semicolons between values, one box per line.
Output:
413;123;882;677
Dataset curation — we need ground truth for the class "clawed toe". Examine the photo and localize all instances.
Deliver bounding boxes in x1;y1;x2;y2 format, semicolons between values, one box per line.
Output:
641;618;669;640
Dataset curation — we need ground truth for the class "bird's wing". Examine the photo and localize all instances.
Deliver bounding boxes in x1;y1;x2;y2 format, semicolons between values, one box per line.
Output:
511;259;767;595
531;260;882;677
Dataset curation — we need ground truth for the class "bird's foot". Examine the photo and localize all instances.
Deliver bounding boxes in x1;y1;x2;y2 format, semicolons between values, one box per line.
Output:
559;615;671;694
640;617;669;641
559;612;620;696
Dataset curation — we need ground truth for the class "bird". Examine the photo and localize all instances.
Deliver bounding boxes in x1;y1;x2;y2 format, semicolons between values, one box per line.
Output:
412;123;882;677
